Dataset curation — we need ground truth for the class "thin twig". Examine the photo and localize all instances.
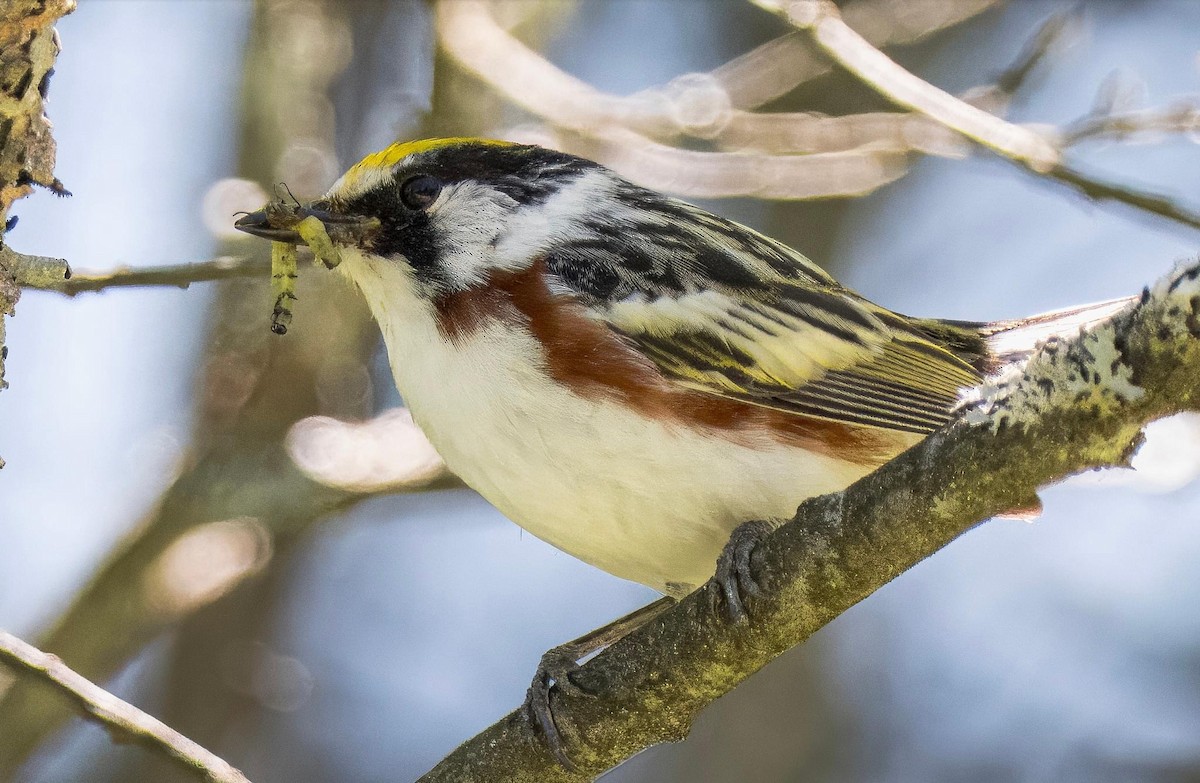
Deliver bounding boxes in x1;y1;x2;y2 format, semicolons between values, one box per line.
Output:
16;252;271;297
960;8;1079;113
995;8;1077;96
0;631;252;783
1062;103;1200;146
1048;166;1200;231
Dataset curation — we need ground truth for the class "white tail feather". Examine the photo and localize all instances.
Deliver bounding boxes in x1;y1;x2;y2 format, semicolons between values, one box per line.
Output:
984;296;1136;362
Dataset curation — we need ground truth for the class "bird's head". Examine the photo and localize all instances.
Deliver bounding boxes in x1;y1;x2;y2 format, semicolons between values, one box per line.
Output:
235;137;603;297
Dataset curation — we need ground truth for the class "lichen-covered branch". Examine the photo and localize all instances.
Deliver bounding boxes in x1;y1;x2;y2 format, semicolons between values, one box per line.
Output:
0;0;73;397
418;256;1200;782
0;246;69;289
0;0;72;214
0;631;252;783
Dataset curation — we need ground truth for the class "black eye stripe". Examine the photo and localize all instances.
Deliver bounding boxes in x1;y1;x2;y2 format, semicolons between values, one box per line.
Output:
400;174;443;210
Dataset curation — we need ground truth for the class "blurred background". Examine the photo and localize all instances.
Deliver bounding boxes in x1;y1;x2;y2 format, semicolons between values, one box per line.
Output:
2;1;1200;781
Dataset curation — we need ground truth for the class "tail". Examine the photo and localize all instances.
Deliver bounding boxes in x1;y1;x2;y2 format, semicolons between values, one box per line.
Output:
946;295;1132;524
909;296;1137;376
977;296;1136;366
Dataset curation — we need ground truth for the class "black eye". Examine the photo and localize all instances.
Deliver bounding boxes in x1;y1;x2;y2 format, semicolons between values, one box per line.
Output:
400;175;442;210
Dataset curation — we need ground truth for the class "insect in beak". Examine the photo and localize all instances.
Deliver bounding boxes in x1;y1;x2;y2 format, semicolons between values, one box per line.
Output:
234;194;383;334
234;200;380;266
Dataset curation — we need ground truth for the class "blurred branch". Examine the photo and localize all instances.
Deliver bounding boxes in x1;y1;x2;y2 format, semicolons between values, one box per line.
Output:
420;254;1200;780
1045;168;1200;233
712;110;963;156
440;0;1200;229
758;0;1200;231
0;408;456;777
0;0;74;402
559;126;909;199
959;7;1079;114
20;253;271;297
434;0;1001;199
1061;102;1200;146
443;0;997;141
0;631;252;783
439;1;1070;188
715;0;1000;109
716;8;1073;157
752;0;1062;168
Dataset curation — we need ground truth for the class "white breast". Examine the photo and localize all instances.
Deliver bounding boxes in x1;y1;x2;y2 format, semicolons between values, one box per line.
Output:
341;251;882;596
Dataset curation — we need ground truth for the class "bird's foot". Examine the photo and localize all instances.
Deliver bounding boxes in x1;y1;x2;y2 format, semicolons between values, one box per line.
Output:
714;519;776;625
523;643;596;770
522;597;676;769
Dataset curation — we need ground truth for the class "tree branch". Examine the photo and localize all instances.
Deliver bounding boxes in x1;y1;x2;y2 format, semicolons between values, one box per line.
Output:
0;0;74;400
1061;102;1200;146
9;249;271;296
0;411;457;775
714;0;1000;110
433;0;1002;199
759;0;1062;168
0;631;252;783
418;255;1200;781
438;0;997;145
754;0;1200;232
439;0;1200;229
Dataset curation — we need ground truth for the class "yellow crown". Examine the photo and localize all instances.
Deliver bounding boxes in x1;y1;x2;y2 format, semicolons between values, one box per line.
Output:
336;137;515;194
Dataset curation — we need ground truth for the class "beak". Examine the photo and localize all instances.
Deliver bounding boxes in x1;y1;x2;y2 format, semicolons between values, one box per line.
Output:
234;202;380;246
233;209;301;242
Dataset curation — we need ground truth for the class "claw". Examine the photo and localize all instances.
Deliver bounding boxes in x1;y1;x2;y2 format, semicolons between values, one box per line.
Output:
523;644;595;770
520;596;676;770
714;519;776;625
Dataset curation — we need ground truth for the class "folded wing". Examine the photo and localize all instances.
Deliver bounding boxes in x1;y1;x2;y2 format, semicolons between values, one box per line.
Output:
542;187;985;435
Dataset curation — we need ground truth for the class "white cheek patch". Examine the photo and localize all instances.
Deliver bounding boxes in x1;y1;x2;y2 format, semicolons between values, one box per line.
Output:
492;169;645;268
428;180;521;287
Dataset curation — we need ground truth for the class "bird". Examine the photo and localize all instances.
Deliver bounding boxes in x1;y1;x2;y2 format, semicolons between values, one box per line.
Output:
235;137;1129;764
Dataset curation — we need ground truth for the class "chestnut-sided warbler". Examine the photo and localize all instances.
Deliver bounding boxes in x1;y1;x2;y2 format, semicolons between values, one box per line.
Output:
235;137;1128;760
